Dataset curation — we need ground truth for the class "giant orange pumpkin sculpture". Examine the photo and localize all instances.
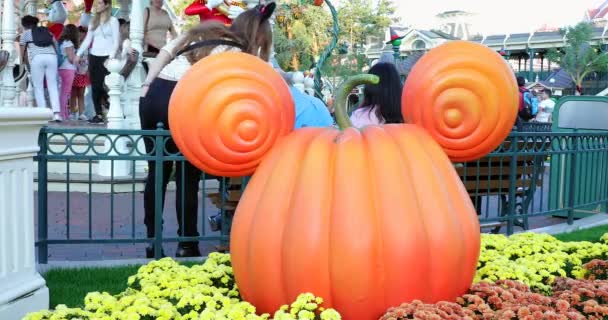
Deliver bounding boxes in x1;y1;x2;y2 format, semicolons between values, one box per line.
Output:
171;41;518;320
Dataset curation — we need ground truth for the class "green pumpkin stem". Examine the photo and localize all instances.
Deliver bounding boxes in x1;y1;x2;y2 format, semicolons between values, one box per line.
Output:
334;74;380;130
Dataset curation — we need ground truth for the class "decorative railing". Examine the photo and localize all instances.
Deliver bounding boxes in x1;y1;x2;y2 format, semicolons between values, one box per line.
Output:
35;127;608;262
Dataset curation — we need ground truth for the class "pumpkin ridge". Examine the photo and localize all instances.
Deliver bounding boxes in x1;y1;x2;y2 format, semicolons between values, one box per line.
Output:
232;134;288;303
408;127;472;299
328;129;378;318
361;127;388;312
275;130;320;308
383;125;434;302
418;126;480;293
244;129;319;311
279;129;336;305
413;127;467;297
324;130;337;309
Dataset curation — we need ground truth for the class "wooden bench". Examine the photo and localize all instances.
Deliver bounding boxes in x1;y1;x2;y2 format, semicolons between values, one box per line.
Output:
455;140;548;233
207;177;245;210
207;177;247;253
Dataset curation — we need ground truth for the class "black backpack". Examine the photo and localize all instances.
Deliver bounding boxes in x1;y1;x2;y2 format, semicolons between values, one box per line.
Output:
31;26;54;47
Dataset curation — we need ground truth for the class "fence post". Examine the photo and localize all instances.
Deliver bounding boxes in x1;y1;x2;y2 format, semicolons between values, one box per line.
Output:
0;108;50;319
567;135;579;225
153;123;164;259
37;129;48;264
507;135;519;235
127;0;148;175
0;0;17;108
98;59;130;177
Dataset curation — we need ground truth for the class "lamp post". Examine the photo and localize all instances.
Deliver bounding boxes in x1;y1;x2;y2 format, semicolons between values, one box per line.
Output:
386;27;404;64
391;39;402;63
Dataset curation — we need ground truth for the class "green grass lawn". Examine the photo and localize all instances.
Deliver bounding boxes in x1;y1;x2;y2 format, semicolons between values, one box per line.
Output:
553;224;608;243
45;265;141;308
45;261;200;309
42;226;608;310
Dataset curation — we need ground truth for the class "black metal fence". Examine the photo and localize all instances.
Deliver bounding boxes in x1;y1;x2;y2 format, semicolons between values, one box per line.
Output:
35;126;608;263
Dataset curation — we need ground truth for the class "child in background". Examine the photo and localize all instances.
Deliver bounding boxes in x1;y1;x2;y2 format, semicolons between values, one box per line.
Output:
58;24;80;120
70;26;90;121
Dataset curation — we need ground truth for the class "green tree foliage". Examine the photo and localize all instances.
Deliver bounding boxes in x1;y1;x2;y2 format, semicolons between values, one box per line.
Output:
322;52;367;91
166;0;398;85
546;22;608;94
337;0;398;48
314;0;397;90
273;2;333;71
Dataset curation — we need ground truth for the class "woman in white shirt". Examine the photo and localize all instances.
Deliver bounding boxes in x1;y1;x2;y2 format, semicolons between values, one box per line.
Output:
139;3;275;258
76;0;120;123
57;24;79;120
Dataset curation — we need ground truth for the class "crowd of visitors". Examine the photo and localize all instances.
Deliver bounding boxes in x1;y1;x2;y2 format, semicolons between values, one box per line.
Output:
517;76;555;124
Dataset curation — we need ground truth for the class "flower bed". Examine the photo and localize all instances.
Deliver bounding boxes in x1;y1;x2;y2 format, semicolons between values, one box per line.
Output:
25;233;608;320
25;253;340;320
381;278;608;319
476;233;608;292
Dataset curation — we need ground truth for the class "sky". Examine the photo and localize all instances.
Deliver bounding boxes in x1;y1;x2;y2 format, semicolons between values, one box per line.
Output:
385;0;604;34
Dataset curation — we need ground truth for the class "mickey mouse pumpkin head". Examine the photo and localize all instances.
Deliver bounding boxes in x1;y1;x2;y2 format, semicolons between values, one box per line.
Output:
169;41;518;320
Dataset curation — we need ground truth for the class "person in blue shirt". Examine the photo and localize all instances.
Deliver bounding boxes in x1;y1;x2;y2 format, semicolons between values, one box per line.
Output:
288;84;334;129
270;59;334;128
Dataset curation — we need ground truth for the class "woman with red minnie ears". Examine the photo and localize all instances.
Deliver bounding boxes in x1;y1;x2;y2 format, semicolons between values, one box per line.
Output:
184;0;262;25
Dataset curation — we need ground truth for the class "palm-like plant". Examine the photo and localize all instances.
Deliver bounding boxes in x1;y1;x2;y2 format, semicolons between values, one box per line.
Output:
546;22;608;95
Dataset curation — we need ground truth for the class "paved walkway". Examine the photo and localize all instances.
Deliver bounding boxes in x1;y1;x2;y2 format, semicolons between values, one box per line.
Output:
34;186;566;262
35;190;226;261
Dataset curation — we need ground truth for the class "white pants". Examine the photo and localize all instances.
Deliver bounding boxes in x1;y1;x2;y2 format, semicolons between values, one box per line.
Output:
30;54;60;113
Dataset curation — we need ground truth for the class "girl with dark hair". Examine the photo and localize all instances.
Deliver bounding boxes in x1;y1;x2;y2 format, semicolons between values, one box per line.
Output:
71;26;90;120
139;3;276;258
350;62;403;127
57;24;80;120
75;0;120;123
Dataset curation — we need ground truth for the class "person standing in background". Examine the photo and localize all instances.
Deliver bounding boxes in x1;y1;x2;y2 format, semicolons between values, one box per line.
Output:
57;24;80;120
350;62;403;127
274;68;334;129
140;3;276;258
19;15;63;122
75;0;120;124
534;89;555;123
143;0;177;55
70;26;90;121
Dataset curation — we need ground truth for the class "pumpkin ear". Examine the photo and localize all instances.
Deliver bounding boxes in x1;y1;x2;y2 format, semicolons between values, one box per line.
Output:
168;51;295;177
401;41;518;162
